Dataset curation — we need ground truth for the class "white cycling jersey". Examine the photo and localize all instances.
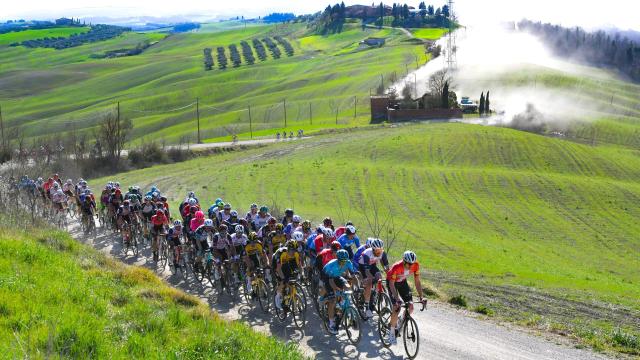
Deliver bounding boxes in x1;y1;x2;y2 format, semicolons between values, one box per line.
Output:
231;233;248;246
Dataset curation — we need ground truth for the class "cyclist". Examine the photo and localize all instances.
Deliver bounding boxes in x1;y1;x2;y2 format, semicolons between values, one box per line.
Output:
323;216;335;231
150;209;169;261
258;216;277;254
245;203;259;230
337;225;360;259
300;220;313;240
317;241;342;270
181;198;199;222
159;196;170;218
140;195;155;237
281;208;294;226
167;220;184;270
284;214;302;239
62;179;74;197
211;224;233;287
193;218;216;265
230;224;248;283
80;190;96;229
244;231;268;295
50;182;67;214
314;227;335;253
334;221;354;239
190;210;206;235
116;200;135;245
352;238;373;269
207;198;223;220
268;223;287;256
386;251;425;345
253;206;271;231
216;203;233;227
358;238;390;318
274;240;302;311
223;210;240;230
322;249;356;334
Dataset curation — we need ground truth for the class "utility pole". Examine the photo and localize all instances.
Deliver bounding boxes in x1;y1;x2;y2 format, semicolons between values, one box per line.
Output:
283;99;287;128
116;101;120;158
248;104;253;139
0;104;5;149
380;74;384;90
196;97;201;143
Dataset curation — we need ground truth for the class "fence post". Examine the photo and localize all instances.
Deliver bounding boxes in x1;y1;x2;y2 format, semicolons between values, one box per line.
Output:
196;97;201;144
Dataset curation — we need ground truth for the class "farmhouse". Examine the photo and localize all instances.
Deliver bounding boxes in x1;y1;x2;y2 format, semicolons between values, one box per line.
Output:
370;94;463;123
361;37;386;47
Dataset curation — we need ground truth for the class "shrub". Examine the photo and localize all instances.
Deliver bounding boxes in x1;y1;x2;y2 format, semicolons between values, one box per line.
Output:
228;44;242;67
262;37;281;59
473;304;494;316
448;294;467;307
252;38;267;61
240;40;255;65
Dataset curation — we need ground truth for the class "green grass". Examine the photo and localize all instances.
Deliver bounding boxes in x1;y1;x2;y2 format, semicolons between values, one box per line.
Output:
410;28;449;40
0;222;303;359
0;23;435;144
0;27;90;45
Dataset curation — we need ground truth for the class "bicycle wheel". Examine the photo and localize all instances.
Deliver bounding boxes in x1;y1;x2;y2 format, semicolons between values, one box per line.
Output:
353;288;367;320
257;280;271;313
274;292;287;322
378;307;393;348
343;306;362;345
132;236;139;256
403;316;420;359
160;242;168;269
294;283;307;306
376;292;392;316
242;278;251;304
224;270;235;296
292;293;306;329
195;261;204;282
320;301;331;334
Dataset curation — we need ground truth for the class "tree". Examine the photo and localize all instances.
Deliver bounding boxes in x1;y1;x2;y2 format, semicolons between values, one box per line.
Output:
427;5;434;16
203;48;213;70
428;69;451;102
419;2;427;18
479;92;485;115
441;81;449;108
378;2;384;28
442;4;450;18
99;109;132;168
485;91;491;115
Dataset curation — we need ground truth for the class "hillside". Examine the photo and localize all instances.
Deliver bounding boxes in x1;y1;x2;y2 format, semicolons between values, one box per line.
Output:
91;122;640;354
0;22;435;144
0;220;303;358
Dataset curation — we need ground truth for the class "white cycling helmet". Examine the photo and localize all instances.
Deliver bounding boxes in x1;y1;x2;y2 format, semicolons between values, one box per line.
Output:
292;231;304;242
292;215;302;223
322;227;335;238
346;225;356;235
370;238;384;249
66;179;72;184
230;210;238;217
403;250;417;264
235;224;244;233
204;219;214;227
188;198;197;206
173;220;182;227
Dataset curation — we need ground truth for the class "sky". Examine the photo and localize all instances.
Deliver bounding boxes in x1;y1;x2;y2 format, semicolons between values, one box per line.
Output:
2;0;639;31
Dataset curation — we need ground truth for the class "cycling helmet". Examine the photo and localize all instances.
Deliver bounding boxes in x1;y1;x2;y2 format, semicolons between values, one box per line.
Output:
78;178;84;183
53;182;60;189
190;206;198;213
152;191;159;198
292;215;301;223
188;191;196;198
145;195;152;200
286;240;297;250
292;231;304;242
276;223;284;231
218;224;228;232
370;238;384;249
160;196;167;202
195;210;205;220
217;202;225;208
188;198;197;206
248;232;258;241
128;186;134;192
173;220;182;227
223;203;231;210
215;198;223;205
323;217;333;226
155;209;163;215
260;206;269;213
268;217;277;225
66;179;72;184
250;203;258;209
322;227;334;238
302;220;311;230
123;199;130;205
345;221;354;226
79;180;87;186
346;225;356;235
156;202;165;209
115;182;120;188
336;249;349;261
203;219;214;227
235;225;244;233
230;210;238;217
37;177;43;182
330;241;341;251
403;251;417;264
285;208;294;216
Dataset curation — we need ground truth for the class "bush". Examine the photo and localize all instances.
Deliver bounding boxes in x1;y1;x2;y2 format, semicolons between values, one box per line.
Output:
240;41;255;65
262;37;281;59
473;304;494;316
252;38;268;61
128;142;169;168
611;328;639;350
228;44;242;67
216;47;228;69
448;294;467;307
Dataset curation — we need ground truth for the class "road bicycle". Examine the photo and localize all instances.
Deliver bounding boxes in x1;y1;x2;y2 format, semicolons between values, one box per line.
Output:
274;275;306;329
378;300;427;359
319;289;361;344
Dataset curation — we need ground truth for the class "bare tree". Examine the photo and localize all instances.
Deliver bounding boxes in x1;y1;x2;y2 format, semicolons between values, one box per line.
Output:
428;69;452;99
98;110;132;167
358;194;408;254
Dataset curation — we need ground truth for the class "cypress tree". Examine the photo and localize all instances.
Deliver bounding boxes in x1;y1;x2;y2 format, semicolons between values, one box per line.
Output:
479;92;485;115
485;91;491;115
442;81;449;108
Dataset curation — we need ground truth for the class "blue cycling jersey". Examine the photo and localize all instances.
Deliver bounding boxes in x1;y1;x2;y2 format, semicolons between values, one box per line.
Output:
337;234;360;249
306;233;316;250
323;259;355;278
352;245;367;264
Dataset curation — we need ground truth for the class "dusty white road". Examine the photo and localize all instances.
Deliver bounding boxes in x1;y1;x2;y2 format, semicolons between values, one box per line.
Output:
69;225;611;360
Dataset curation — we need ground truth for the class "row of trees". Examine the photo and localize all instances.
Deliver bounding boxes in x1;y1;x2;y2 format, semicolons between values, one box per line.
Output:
203;37;292;70
274;36;295;57
478;91;491;116
263;13;297;23
89;40;154;59
228;44;242;67
216;47;228;69
173;23;200;33
316;2;347;34
240;40;256;65
519;20;640;82
262;37;282;59
203;48;214;70
13;24;129;50
375;2;453;28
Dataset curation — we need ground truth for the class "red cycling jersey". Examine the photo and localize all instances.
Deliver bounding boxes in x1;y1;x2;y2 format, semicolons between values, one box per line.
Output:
386;260;420;283
317;248;337;266
151;213;168;226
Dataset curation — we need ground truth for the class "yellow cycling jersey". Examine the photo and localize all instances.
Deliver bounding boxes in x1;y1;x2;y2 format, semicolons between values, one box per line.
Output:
271;233;286;246
279;251;300;265
245;242;263;256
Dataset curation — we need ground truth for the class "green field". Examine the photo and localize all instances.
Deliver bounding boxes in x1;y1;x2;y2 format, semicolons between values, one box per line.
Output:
91;121;640;353
410;27;449;40
0;22;431;144
0;221;303;359
0;27;90;45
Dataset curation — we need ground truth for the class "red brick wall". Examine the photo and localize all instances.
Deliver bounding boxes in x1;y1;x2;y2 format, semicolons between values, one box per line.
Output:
370;97;390;122
387;108;463;122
